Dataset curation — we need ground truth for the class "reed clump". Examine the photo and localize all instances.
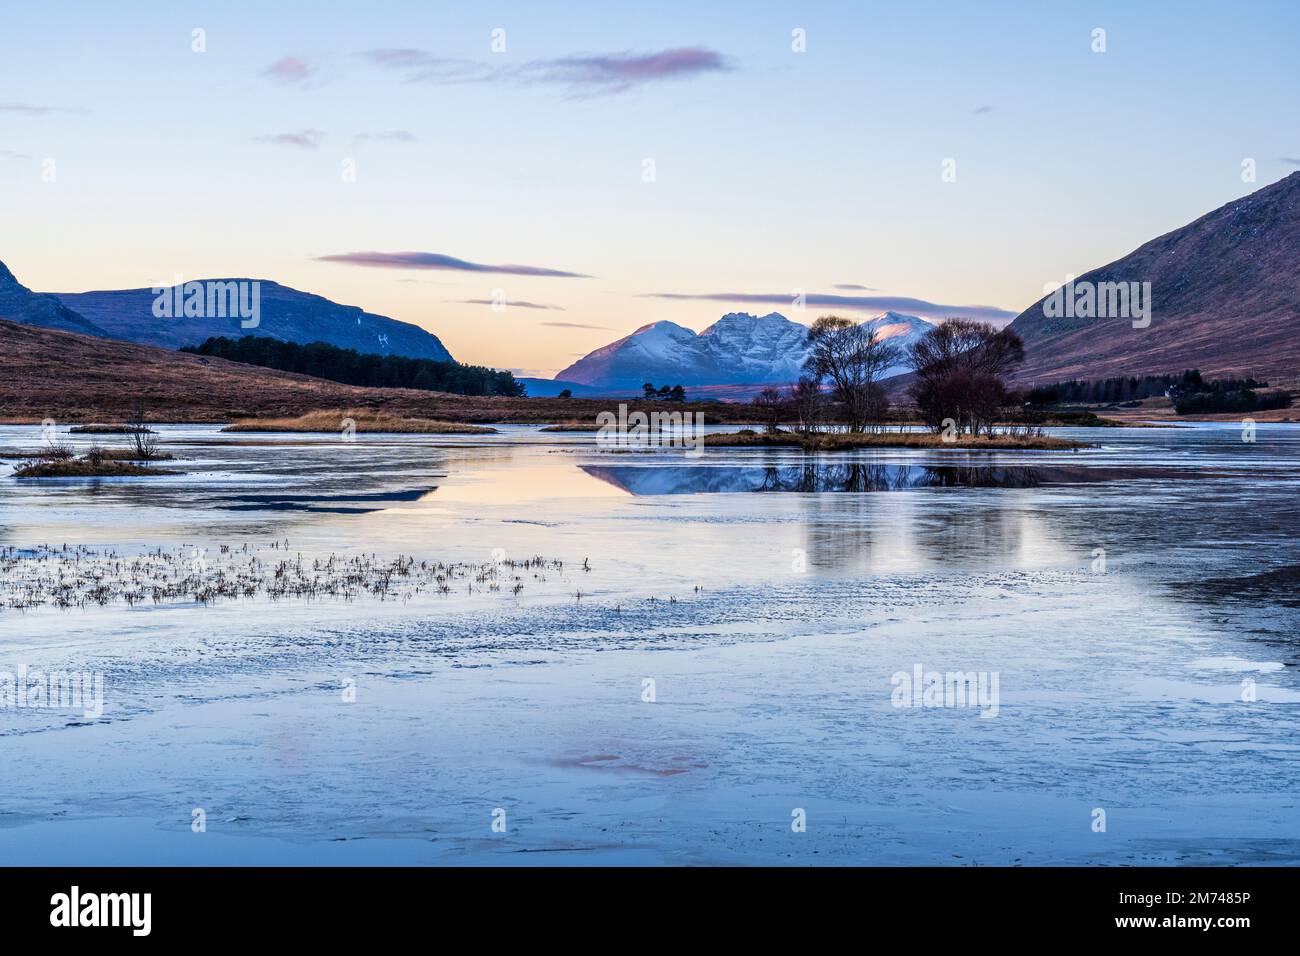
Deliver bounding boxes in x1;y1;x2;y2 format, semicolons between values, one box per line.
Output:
0;543;581;611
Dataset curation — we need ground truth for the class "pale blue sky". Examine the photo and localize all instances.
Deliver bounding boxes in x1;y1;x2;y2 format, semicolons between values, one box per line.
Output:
2;0;1296;374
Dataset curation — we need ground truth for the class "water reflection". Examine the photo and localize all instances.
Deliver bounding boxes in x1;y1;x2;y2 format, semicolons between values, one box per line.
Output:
581;462;1145;496
789;487;1060;573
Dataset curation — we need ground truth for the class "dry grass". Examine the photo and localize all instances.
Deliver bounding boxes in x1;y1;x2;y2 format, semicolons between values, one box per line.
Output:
222;409;497;434
1097;392;1300;424
0;544;580;609
704;429;1088;451
96;448;174;461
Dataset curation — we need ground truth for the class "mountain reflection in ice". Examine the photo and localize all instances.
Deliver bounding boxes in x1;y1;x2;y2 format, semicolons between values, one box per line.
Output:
581;462;1156;495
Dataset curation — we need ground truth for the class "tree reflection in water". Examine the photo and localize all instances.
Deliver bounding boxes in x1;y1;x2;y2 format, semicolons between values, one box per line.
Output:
754;463;1044;493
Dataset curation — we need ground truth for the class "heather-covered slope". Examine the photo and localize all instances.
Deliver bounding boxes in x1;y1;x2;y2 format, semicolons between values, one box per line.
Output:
1008;172;1300;382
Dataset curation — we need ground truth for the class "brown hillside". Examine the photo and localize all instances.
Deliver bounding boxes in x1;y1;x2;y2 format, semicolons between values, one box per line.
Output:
0;319;755;425
1008;171;1300;384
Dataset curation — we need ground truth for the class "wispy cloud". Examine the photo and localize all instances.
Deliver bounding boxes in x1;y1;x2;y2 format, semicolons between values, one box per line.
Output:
641;291;1015;324
353;130;417;146
317;251;591;278
833;283;875;291
254;129;326;150
1281;157;1300;166
0;149;31;159
0;103;87;116
521;47;732;95
453;299;566;311
358;48;494;84
263;56;318;86
540;322;618;329
359;45;732;96
973;105;994;115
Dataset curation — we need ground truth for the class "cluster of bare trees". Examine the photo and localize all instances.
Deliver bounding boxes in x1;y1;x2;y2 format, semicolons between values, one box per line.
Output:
751;315;1025;436
905;319;1025;435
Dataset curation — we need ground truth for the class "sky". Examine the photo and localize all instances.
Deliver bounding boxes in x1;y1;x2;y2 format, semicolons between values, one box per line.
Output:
2;0;1297;377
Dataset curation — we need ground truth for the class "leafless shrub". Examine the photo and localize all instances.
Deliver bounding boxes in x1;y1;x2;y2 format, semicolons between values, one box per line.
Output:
127;402;159;458
38;440;75;461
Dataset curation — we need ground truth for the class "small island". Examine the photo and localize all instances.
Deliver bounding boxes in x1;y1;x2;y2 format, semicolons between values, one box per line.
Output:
69;423;159;434
538;422;606;432
12;415;178;477
13;446;178;478
222;409;497;434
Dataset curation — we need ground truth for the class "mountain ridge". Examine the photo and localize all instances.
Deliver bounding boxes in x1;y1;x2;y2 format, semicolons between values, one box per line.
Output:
0;260;110;338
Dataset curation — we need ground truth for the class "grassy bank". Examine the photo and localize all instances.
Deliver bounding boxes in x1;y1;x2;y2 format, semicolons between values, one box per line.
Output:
704;429;1089;451
222;409;497;434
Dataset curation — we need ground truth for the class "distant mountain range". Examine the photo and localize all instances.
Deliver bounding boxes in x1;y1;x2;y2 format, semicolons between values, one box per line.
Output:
1009;171;1300;383
555;311;934;391
7;171;1297;401
0;258;455;363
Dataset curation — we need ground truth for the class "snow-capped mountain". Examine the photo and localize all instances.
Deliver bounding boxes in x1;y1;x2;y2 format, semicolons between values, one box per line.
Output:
867;311;935;374
555;311;933;389
698;312;812;383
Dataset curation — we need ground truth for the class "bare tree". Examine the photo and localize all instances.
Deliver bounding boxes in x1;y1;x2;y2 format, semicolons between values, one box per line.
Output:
127;401;159;459
788;376;824;435
753;386;785;433
802;316;900;432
